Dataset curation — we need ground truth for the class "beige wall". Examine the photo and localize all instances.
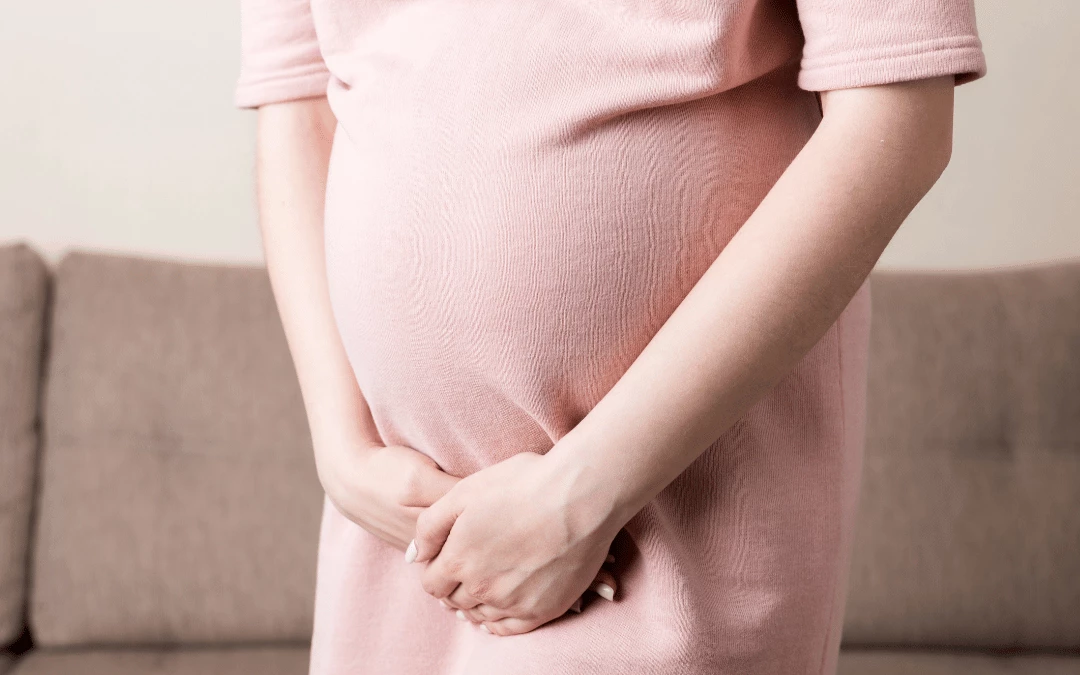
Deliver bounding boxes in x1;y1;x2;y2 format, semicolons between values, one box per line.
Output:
883;0;1080;270
1;1;1076;269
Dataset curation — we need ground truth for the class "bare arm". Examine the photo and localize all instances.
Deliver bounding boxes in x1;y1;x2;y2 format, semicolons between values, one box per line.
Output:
255;97;381;455
408;76;958;636
411;75;956;633
548;76;956;530
254;96;459;549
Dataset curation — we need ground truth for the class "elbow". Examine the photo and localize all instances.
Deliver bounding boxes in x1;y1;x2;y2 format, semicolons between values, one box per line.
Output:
928;127;954;183
918;82;956;189
823;76;957;193
916;128;953;197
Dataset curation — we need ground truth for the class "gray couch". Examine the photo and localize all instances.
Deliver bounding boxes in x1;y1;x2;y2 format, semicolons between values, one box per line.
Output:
0;242;1077;674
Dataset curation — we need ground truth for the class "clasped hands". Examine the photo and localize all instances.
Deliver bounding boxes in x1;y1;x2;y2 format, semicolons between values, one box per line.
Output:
405;450;624;637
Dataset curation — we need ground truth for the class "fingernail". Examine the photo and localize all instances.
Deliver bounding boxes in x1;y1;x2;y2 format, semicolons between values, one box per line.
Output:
404;539;417;564
479;624;491;633
605;553;615;564
595;583;615;601
439;599;450;609
456;609;467;621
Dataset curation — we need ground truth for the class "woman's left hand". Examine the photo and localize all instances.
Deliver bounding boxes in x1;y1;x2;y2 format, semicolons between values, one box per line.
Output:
408;450;624;636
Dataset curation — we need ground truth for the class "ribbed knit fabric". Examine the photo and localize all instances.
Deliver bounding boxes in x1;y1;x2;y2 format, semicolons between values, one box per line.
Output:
235;2;986;673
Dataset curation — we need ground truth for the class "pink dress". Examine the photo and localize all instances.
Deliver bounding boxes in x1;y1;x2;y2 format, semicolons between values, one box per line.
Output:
235;1;985;673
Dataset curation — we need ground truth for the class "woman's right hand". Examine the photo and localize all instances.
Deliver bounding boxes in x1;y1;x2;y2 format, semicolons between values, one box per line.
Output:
314;439;461;552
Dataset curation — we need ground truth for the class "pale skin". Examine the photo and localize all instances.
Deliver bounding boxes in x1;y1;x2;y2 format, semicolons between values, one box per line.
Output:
255;74;955;637
408;74;958;635
254;98;461;552
252;96;617;617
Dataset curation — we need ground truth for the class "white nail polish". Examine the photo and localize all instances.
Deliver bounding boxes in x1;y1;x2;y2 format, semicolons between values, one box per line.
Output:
479;624;491;633
404;539;417;564
595;583;615;601
439;598;449;608
456;609;467;621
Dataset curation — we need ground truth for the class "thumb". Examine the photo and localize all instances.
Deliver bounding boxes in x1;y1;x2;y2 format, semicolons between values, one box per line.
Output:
409;463;462;506
407;487;465;564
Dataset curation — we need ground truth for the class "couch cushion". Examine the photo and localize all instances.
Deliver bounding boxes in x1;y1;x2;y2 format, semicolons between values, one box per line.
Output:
844;262;1080;648
30;251;324;646
8;645;309;675
838;650;1080;674
0;243;49;647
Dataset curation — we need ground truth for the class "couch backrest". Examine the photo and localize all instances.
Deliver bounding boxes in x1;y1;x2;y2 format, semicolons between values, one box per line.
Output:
842;261;1080;649
0;244;48;648
29;251;324;647
17;247;1080;650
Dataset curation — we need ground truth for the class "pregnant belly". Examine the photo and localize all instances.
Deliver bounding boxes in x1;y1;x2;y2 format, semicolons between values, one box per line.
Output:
322;82;815;474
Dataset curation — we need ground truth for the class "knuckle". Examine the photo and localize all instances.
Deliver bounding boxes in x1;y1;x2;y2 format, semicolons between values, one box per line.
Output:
441;556;464;578
505;593;531;614
419;571;440;597
520;603;548;624
468;578;497;605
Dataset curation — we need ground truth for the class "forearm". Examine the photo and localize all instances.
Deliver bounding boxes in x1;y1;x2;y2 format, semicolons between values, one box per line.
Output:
547;76;955;533
255;97;382;452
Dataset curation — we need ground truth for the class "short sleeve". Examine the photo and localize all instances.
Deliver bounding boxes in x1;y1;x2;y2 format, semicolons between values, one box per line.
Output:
234;0;332;109
794;0;987;92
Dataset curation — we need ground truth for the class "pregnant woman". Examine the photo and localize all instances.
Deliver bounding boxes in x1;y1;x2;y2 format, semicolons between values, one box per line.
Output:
235;1;985;672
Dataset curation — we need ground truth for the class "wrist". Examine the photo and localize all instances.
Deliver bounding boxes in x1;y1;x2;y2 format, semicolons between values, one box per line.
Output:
310;424;381;488
543;434;642;540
